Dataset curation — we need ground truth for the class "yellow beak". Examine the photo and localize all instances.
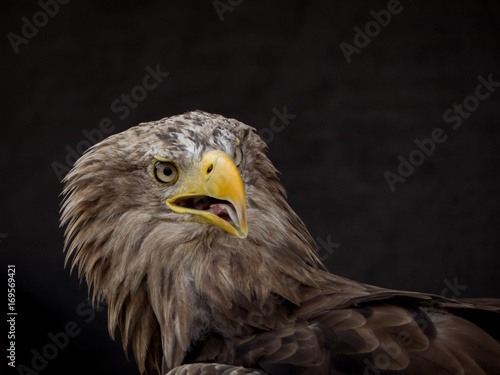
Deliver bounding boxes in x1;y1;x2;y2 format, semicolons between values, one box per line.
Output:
166;150;248;238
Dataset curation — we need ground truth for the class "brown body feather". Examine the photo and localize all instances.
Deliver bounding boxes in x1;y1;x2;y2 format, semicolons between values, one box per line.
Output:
61;111;500;375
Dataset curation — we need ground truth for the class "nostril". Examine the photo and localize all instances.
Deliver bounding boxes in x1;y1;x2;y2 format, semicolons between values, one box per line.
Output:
206;164;213;174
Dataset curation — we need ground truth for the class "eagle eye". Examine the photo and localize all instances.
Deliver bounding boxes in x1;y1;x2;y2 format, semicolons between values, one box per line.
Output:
153;160;179;185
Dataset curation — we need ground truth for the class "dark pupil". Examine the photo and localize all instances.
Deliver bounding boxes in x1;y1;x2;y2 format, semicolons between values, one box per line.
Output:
163;167;172;176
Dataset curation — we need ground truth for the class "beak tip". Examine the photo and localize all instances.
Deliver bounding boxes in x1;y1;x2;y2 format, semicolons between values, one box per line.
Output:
237;229;248;239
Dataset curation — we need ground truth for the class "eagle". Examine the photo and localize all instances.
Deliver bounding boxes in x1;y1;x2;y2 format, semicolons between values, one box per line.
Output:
61;111;500;375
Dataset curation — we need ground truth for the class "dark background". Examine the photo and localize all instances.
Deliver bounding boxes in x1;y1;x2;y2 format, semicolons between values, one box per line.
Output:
2;1;499;374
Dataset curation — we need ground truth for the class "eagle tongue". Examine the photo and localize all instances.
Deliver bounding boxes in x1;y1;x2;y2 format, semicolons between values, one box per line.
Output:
209;203;234;223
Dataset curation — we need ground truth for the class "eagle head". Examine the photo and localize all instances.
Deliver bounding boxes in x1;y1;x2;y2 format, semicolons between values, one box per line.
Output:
60;111;319;373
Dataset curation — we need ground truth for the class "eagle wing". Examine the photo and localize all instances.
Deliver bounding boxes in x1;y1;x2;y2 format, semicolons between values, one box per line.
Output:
179;277;500;375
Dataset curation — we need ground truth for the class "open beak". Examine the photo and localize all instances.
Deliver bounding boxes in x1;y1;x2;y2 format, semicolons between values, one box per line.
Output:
166;150;248;238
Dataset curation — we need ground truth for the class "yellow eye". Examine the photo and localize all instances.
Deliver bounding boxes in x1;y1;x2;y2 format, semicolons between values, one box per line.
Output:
153;160;178;185
234;146;242;166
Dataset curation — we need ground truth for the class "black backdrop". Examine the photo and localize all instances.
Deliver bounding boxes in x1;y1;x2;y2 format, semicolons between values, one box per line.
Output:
2;1;500;374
